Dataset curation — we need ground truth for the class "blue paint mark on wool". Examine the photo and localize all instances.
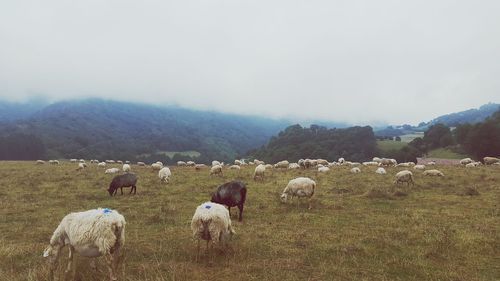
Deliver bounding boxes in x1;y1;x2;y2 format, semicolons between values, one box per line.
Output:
103;208;112;214
205;205;211;209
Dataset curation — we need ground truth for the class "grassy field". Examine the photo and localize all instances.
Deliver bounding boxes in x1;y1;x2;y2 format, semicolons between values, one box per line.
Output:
377;140;408;151
0;162;499;281
426;148;468;159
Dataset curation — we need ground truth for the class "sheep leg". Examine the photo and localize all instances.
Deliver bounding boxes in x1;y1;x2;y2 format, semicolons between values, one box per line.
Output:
105;253;117;281
238;205;244;221
64;245;74;277
120;187;124;195
308;198;312;210
196;239;200;262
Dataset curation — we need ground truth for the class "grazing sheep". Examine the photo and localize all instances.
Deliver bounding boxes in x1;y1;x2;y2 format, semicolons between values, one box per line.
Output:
248;161;254;165
274;160;289;169
229;165;241;170
151;163;163;170
70;159;78;163
427;161;436;166
195;164;207;170
49;160;60;165
158;167;172;183
234;160;242;166
253;164;266;181
373;157;382;163
483;157;500;165
460;158;473;165
43;208;125;281
465;162;477;168
122;164;131;173
36;160;45;165
210;165;223;177
338;158;345;164
108;173;138;196
288;163;300;169
280;177;316;209
379;158;397;167
396;162;411;167
137;162;146;166
177;161;187;166
423;169;444;177
105;168;120;174
317;159;329;166
186;161;196;167
363;161;379;166
349;162;360;166
254;160;265;165
76;163;86;171
414;165;426;170
265;164;273;170
394;170;414;186
125;161;130;164
318;166;330;173
375;167;386;174
116;160;123;164
191;202;235;260
79;159;86;163
212;161;221;166
350;167;361;173
211;181;247;221
304;159;314;168
98;162;106;168
106;160;115;164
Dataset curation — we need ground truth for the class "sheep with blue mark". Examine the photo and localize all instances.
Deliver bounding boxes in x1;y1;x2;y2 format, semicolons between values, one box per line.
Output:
43;208;126;281
191;202;235;260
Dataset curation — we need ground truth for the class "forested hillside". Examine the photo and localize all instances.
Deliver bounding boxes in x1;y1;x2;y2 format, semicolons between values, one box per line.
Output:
248;124;377;162
0;99;288;163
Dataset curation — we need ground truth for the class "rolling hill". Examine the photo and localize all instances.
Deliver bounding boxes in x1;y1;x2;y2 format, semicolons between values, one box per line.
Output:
0;99;289;162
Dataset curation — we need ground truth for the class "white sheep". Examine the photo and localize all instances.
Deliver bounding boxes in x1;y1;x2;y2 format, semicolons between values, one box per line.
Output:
116;160;123;164
122;164;131;173
191;202;235;260
396;162;411;167
379;158;397;167
460;158;473;165
265;164;273;169
375;167;386;174
186;161;196;167
158;167;172;183
98;162;106;168
177;161;187;166
70;159;78;163
288;163;300;169
427;161;436;165
484;157;500;165
423;169;444;177
254;159;265;165
105;168;120;174
43;208;125;281
195;164;207;170
137;162;146;166
253;164;266;181
274;160;289;169
280;177;316;209
36;160;45;165
210;165;223;177
414;164;426;170
49;160;60;165
363;161;379;166
394;170;414;186
76;163;86;171
350;167;361;173
318;166;330;173
338;158;345;164
212;160;221;166
234;160;242;166
229;165;241;170
151;163;163;170
316;159;329;166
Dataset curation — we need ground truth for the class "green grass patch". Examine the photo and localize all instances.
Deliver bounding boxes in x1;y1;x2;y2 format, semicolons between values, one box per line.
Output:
377;140;408;152
426;148;468;159
0;161;499;280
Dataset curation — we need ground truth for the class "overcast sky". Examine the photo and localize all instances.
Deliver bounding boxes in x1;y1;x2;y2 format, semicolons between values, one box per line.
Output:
1;1;499;125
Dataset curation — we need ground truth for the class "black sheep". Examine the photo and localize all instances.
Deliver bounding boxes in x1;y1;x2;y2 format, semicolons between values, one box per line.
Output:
108;173;138;196
211;181;247;221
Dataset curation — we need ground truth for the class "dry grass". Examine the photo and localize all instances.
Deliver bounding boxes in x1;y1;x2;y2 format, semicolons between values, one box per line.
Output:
0;161;499;281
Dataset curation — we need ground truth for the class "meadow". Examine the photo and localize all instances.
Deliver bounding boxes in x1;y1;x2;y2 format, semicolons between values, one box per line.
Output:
0;161;499;281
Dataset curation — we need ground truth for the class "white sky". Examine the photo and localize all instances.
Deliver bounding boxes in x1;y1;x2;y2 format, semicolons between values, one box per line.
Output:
1;0;499;125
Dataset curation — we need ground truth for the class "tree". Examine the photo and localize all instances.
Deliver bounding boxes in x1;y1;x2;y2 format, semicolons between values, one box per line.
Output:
423;123;453;149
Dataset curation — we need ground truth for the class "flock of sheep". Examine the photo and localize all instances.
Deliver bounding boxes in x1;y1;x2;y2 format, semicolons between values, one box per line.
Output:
36;155;500;280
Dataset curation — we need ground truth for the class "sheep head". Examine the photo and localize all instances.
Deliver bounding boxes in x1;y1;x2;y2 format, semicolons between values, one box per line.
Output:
280;193;288;202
